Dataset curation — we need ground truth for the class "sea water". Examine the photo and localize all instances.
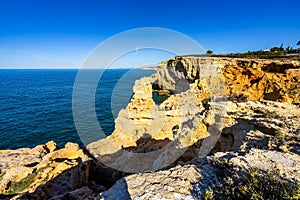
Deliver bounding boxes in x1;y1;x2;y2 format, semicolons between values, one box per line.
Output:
0;69;155;149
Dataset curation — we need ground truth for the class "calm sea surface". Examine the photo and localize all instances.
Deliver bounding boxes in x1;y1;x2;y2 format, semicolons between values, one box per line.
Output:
0;69;155;149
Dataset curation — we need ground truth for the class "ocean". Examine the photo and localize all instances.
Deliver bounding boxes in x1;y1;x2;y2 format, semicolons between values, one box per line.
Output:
0;69;155;149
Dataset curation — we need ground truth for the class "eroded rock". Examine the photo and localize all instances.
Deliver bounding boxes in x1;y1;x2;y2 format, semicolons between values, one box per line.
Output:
96;149;300;200
157;56;300;103
0;142;91;199
87;56;300;174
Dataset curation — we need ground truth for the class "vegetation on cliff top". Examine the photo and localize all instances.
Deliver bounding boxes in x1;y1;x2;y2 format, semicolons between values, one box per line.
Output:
207;41;300;60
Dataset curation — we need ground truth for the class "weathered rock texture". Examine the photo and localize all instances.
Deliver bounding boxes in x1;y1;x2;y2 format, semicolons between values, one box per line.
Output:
87;56;300;173
1;56;300;199
96;149;300;200
89;56;300;199
213;100;300;155
2;100;299;199
87;75;215;172
0;142;99;199
95;100;300;200
157;57;300;103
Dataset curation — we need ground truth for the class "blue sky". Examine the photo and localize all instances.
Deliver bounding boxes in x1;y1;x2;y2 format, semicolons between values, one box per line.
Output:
0;0;299;68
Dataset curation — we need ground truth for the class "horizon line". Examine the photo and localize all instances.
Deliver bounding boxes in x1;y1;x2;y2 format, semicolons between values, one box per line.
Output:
0;67;153;70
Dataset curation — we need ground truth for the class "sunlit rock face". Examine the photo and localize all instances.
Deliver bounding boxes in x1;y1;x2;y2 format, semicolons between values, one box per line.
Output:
87;56;300;173
157;56;300;103
96;100;300;200
87;58;222;172
87;75;215;173
0;142;92;198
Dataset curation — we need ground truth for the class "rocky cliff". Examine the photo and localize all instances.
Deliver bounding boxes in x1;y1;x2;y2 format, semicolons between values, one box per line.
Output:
1;56;299;199
87;56;300;172
156;56;300;103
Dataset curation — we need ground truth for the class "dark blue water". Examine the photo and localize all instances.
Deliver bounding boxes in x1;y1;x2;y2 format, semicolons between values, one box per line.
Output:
0;69;155;149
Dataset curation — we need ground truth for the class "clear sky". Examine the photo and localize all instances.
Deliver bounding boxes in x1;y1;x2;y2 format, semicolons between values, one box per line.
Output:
0;0;299;68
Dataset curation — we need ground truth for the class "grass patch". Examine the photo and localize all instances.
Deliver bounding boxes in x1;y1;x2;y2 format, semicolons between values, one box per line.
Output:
209;168;300;199
5;171;37;194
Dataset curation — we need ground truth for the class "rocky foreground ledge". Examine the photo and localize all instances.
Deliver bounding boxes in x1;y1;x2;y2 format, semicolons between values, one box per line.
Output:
1;57;300;199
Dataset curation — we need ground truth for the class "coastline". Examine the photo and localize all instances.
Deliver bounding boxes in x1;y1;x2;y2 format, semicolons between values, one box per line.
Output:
1;56;299;199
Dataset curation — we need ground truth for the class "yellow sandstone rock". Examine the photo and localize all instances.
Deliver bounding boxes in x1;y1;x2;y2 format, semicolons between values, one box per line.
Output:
87;56;300;172
0;142;91;196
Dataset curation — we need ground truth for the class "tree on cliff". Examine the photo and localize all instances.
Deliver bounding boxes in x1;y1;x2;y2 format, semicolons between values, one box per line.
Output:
206;50;213;55
271;47;279;52
278;43;284;51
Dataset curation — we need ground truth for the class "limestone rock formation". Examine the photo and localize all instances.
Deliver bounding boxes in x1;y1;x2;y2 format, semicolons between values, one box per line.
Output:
8;99;297;199
89;56;300;199
0;142;92;199
213;100;300;154
96;163;204;200
93;98;300;199
96;148;300;200
87;76;214;172
87;56;300;173
157;56;300;103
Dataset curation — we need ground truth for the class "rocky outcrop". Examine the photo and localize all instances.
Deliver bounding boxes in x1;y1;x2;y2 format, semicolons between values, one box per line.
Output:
2;99;299;199
96;148;300;200
88;56;300;199
212;100;300;154
206;148;300;199
157;56;300;103
87;75;215;172
0;142;96;199
96;162;205;200
87;56;300;173
94;99;300;199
